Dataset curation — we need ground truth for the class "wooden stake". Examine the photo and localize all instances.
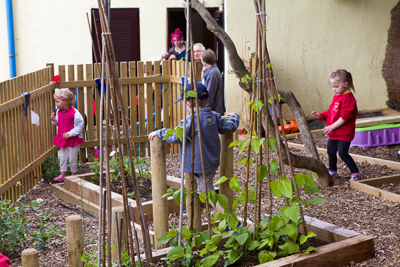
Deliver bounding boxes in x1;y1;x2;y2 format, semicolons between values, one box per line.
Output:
66;215;83;267
185;173;202;231
150;137;169;249
21;248;39;267
112;207;128;261
219;133;234;212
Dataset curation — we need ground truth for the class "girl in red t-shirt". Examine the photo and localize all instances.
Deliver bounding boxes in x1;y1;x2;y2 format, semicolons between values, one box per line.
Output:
311;69;360;182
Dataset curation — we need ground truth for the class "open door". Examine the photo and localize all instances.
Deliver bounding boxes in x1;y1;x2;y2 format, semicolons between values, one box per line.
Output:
167;8;224;74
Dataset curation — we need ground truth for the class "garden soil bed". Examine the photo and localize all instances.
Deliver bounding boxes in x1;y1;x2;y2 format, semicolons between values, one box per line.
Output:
8;142;400;266
91;175;153;201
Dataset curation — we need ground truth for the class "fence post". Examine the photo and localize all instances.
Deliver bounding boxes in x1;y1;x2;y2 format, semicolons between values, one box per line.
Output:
185;173;202;231
150;137;168;249
219;132;234;213
21;248;39;267
111;206;128;260
66;215;83;267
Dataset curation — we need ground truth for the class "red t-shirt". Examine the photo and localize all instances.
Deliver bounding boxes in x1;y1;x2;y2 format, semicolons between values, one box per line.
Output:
319;91;357;142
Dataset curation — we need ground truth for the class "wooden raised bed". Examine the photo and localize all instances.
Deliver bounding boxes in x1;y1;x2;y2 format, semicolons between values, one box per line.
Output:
51;173;184;245
351;174;400;202
52;174;374;266
149;216;374;266
287;142;400;170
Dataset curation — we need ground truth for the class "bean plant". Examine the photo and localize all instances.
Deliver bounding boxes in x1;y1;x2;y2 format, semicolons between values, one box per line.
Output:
157;88;326;266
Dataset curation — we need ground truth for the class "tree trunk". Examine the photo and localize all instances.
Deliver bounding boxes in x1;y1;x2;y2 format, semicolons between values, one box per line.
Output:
191;0;332;186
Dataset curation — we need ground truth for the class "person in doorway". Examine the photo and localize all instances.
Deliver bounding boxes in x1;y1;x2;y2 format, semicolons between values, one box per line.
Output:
161;28;186;61
51;89;85;182
311;69;360;182
148;82;239;210
201;49;225;115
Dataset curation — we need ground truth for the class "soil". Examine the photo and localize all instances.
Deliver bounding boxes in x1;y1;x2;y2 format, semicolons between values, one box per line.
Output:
7;137;400;266
91;175;153;201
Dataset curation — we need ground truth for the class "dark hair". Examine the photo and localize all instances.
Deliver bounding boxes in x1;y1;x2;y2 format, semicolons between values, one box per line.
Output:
165;51;179;60
188;98;208;109
329;69;355;92
200;49;216;65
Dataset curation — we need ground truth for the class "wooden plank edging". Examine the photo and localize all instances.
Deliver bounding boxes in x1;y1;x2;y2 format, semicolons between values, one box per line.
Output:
350;175;400;202
287;142;400;169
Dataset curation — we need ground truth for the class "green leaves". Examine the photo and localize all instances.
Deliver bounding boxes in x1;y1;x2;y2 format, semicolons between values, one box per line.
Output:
163;128;175;140
184;90;197;98
257;164;268;182
166;246;184;260
270;175;292;200
269;159;278;174
238;141;248;155
251;139;260;154
200;252;219;266
213;176;228;186
173;188;188;206
279;239;300;254
258;251;276;264
310;197;327;205
283;223;298;242
175;125;184;142
252;100;265;112
300;231;316;245
229;175;240;192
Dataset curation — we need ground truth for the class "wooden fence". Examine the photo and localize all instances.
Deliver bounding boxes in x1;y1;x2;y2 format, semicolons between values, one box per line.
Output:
0;65;56;202
0;60;201;202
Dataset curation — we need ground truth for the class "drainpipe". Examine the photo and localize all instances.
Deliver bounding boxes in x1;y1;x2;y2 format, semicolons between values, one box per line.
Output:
6;0;16;78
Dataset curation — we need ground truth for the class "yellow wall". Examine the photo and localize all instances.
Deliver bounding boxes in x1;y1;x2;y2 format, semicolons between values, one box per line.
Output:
223;0;398;118
0;0;221;82
1;0;398;118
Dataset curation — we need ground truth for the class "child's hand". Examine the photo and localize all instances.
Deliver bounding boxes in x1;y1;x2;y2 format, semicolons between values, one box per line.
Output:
323;125;334;134
51;112;56;122
225;113;235;117
311;111;321;120
62;132;70;139
148;131;157;140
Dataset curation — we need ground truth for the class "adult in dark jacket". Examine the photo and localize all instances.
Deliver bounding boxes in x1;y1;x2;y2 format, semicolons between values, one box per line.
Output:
201;49;225;115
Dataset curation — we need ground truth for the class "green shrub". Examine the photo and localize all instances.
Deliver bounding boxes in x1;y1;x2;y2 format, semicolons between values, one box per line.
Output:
41;154;72;183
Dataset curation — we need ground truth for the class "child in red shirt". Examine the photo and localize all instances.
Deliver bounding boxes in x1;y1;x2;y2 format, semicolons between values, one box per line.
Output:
311;69;360;182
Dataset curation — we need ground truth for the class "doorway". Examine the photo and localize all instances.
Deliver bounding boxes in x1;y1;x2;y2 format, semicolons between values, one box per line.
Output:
167;8;225;75
92;8;140;64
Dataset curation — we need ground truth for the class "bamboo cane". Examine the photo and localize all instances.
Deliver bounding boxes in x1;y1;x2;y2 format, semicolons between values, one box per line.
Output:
95;10;137;267
95;2;152;264
187;0;212;237
177;0;191;247
188;5;199;232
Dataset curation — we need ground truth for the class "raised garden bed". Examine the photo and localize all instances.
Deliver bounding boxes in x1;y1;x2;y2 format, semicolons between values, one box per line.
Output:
51;172;183;246
351;174;400;202
150;216;374;266
51;173;375;267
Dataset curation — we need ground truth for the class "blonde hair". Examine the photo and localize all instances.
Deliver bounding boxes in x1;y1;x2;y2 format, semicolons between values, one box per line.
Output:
329;69;355;92
54;89;75;105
